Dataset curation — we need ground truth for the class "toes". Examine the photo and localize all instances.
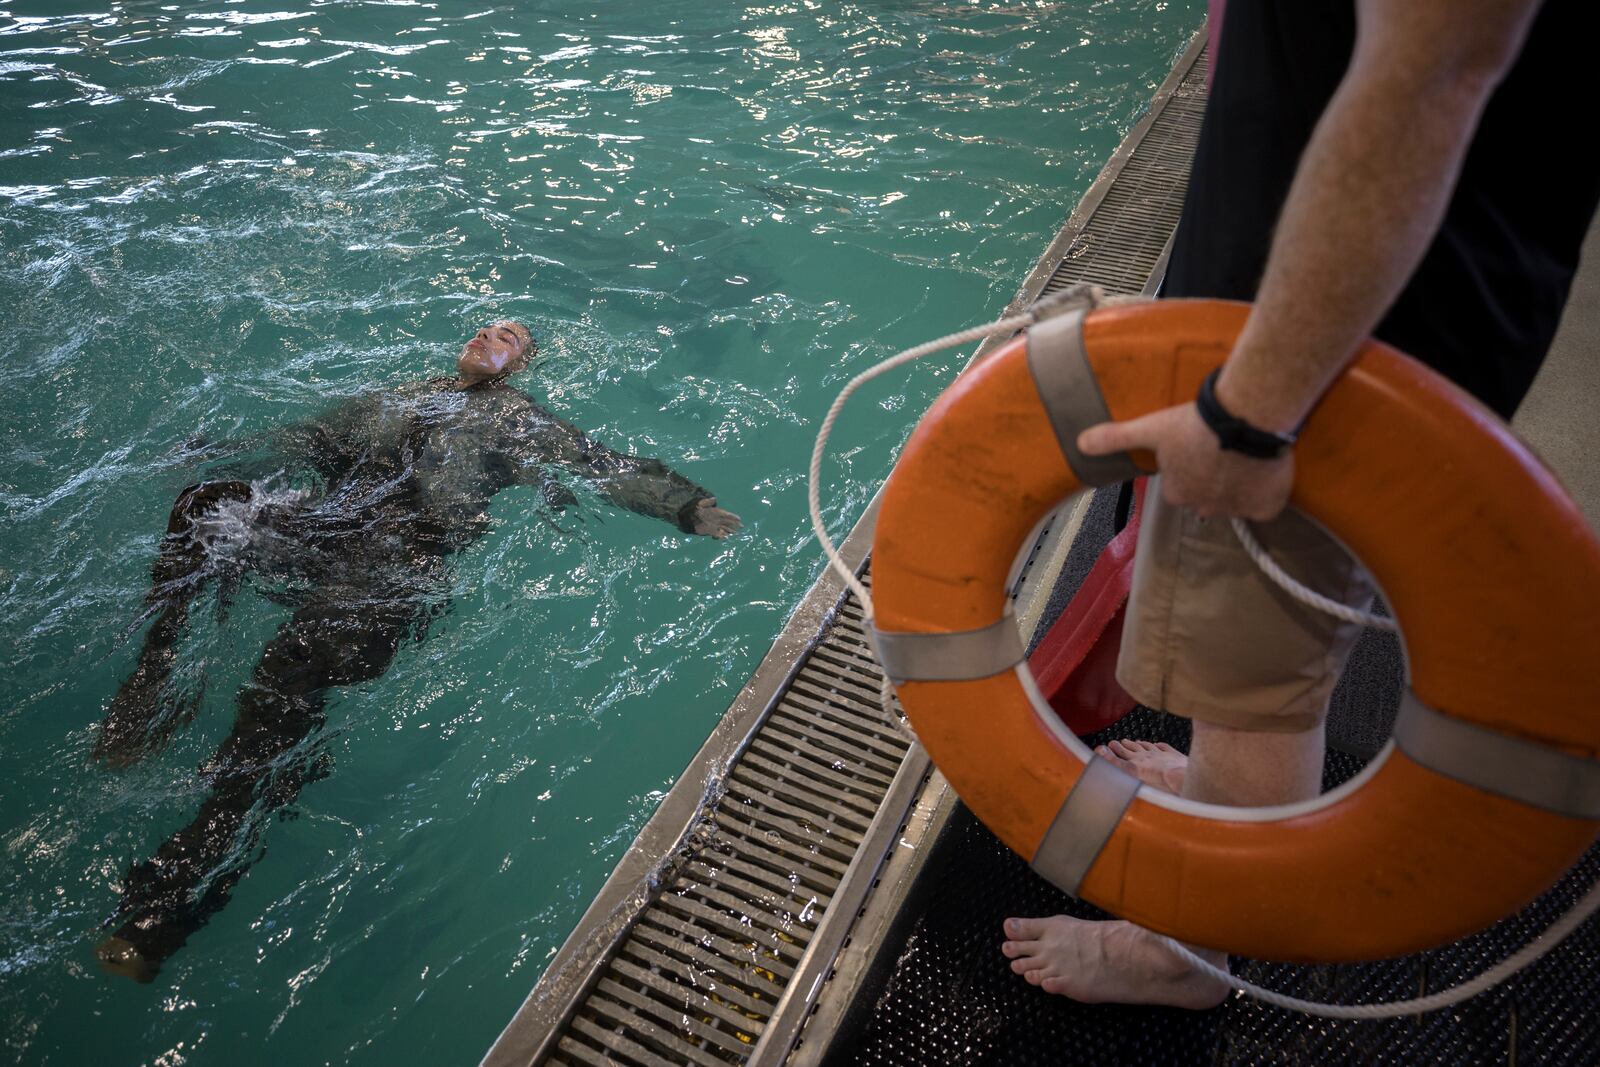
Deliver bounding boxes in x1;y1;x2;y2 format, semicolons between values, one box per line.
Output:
1155;741;1177;754
1107;739;1132;758
1040;975;1073;996
1101;751;1133;771
1002;939;1039;959
1023;968;1044;986
1005;917;1047;940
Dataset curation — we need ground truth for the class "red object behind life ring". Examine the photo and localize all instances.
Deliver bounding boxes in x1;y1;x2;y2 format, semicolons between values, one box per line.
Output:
1027;480;1145;736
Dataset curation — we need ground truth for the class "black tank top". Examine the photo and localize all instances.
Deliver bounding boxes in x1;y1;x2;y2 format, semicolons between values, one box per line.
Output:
1164;0;1600;418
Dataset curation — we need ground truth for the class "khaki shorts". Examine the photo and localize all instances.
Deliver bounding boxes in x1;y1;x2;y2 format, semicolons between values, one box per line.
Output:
1115;478;1376;733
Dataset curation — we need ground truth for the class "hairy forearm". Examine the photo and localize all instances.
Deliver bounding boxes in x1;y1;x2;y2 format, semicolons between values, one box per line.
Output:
1216;0;1541;432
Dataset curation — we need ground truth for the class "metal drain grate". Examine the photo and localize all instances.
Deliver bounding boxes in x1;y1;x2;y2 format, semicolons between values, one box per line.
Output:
547;584;908;1067
1041;48;1207;298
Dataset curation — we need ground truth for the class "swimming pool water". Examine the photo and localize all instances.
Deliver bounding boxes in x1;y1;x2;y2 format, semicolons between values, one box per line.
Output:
0;2;1200;1062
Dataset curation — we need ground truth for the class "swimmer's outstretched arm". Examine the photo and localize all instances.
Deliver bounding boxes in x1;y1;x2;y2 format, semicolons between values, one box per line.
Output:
527;407;742;539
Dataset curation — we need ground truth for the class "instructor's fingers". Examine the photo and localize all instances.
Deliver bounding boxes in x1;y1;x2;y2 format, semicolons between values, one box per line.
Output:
1076;411;1161;457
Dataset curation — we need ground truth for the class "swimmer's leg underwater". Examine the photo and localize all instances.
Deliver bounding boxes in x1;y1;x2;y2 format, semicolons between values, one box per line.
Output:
97;585;425;981
95;480;256;768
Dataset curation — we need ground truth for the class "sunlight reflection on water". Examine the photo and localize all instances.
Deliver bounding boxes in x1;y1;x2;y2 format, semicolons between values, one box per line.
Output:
0;1;1200;1062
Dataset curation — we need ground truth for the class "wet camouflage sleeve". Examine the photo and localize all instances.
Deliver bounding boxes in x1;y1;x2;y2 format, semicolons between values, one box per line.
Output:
521;402;713;532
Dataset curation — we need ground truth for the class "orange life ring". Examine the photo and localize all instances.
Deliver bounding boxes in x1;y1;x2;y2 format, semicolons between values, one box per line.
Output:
871;298;1600;962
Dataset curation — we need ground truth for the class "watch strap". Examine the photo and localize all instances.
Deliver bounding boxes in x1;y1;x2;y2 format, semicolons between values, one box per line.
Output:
1195;369;1298;459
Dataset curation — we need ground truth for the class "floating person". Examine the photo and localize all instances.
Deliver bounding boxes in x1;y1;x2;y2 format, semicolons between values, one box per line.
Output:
94;321;740;981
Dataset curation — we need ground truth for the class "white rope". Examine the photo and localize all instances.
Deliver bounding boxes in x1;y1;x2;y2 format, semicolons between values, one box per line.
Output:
1159;868;1600;1018
1230;517;1398;632
807;311;1037;622
807;296;1599;1020
808;297;1083;746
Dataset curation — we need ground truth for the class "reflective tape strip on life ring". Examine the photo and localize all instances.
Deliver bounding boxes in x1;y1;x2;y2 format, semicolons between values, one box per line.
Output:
871;298;1600;963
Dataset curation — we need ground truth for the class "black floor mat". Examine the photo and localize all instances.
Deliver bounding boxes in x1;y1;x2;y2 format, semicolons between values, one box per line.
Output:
826;706;1600;1067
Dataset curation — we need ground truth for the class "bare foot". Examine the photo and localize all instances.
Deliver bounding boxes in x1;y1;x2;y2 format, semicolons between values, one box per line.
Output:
1000;915;1228;1009
1093;738;1187;794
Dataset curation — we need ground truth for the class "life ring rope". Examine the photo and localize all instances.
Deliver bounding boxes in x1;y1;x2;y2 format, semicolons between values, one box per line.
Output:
1158;870;1600;1019
807;288;1600;1017
807;308;1041;621
1229;516;1398;631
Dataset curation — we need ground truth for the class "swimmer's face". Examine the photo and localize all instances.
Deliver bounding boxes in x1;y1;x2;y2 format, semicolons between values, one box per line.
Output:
458;321;533;381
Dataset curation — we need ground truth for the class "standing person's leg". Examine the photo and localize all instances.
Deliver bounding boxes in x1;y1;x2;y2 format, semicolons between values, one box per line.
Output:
997;725;1323;1007
96;481;256;766
1000;482;1369;1007
96;589;421;981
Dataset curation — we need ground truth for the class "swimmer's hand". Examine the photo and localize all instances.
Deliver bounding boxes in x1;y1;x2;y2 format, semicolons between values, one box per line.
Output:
690;497;742;539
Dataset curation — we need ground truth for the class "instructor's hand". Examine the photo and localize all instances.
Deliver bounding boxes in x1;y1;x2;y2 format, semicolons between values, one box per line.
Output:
691;497;742;539
1077;403;1293;521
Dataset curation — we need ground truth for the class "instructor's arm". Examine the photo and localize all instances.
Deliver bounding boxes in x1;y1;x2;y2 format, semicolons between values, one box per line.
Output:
1079;0;1545;520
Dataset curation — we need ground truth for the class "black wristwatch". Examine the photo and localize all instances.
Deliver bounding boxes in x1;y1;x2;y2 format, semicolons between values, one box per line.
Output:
1195;369;1299;459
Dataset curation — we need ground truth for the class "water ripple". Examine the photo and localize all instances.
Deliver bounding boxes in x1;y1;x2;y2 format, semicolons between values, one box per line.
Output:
0;1;1202;1063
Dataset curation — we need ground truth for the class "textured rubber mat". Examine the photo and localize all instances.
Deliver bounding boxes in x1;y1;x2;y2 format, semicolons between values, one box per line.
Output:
828;707;1600;1067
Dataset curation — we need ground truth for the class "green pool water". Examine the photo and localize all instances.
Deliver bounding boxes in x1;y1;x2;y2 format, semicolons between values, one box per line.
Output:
0;2;1200;1062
